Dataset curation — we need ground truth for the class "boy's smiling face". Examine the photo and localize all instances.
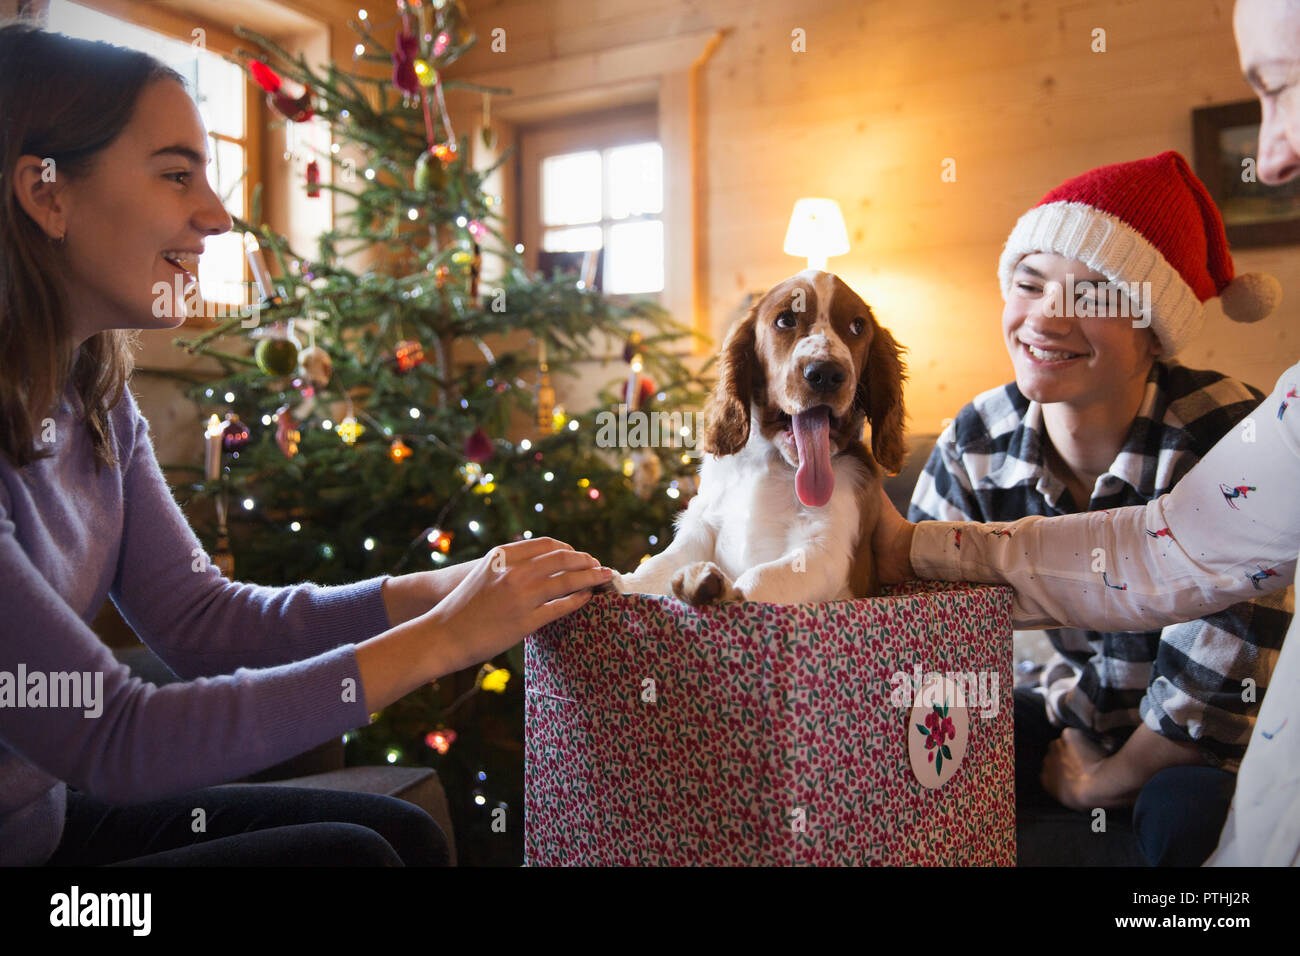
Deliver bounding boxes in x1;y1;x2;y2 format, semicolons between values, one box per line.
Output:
1002;252;1161;408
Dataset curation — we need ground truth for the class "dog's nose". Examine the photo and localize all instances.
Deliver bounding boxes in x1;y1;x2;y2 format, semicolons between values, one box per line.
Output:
803;361;846;393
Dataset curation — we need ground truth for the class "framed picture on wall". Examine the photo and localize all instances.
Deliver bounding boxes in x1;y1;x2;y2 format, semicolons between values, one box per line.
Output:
1193;99;1300;247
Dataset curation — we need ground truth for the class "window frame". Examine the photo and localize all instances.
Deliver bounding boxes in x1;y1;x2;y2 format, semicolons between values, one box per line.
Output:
520;104;663;302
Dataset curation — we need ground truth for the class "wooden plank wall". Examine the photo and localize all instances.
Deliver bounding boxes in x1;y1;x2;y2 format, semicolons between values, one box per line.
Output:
448;0;1296;438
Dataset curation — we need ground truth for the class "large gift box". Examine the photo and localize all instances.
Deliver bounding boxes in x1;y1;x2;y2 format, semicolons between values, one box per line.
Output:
525;581;1016;866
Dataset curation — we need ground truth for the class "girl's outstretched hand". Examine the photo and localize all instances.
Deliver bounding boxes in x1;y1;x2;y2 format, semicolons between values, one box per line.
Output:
421;537;612;677
872;485;917;586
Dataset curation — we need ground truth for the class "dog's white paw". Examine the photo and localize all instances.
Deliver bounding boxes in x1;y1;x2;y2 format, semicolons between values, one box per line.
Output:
670;561;744;607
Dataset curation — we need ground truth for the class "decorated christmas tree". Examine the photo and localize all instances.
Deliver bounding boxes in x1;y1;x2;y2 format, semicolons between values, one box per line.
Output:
168;0;708;865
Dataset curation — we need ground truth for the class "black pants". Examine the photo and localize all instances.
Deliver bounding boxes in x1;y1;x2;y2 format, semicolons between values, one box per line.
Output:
45;785;450;866
1015;687;1236;866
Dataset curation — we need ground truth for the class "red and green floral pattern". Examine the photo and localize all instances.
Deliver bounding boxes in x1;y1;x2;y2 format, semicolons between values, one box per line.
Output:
525;581;1015;866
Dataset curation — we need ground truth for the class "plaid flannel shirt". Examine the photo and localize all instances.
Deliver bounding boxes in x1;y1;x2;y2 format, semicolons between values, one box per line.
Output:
908;359;1294;770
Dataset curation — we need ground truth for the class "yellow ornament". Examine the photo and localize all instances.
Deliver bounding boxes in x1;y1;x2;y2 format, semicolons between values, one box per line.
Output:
413;59;438;87
472;479;496;495
478;664;511;694
337;416;365;445
459;462;483;485
551;405;567;431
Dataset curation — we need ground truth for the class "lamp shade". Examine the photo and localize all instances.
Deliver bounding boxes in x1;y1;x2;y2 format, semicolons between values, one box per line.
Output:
783;198;850;269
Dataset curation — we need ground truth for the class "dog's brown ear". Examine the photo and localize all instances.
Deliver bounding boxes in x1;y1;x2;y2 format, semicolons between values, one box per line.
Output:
700;307;758;456
858;314;908;475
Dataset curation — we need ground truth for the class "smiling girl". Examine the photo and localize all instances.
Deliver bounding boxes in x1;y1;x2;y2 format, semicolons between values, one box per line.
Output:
0;23;611;867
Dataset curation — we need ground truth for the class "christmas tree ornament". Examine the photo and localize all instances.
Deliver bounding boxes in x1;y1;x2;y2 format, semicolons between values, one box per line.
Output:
629;449;662;500
389;437;412;462
433;30;450;56
337;415;365;445
249;60;282;92
255;335;301;377
274;405;301;458
298;345;333;387
427;528;454;553
464;426;493;463
480;92;495;149
270;89;314;122
306;159;321;197
459;462;483;485
413;59;437;87
391;339;425;373
391;29;419;96
622;330;643;363
434;263;450;289
466;219;487;240
221;413;250;452
425;728;456;754
432;142;456;165
551;404;567;432
469;240;482;297
623;372;656;409
477;664;510;694
536;367;555;437
414;148;445;191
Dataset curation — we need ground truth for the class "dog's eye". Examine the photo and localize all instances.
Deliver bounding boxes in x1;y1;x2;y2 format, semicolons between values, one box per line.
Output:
850;317;865;335
775;309;797;329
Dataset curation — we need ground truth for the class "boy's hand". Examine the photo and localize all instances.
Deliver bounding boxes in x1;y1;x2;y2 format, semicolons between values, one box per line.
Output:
872;485;917;585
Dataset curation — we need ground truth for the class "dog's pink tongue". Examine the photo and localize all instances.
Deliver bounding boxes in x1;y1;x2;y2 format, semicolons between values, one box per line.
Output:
792;406;833;507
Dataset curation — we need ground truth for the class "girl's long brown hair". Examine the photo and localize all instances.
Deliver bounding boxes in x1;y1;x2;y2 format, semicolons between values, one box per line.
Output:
0;21;184;469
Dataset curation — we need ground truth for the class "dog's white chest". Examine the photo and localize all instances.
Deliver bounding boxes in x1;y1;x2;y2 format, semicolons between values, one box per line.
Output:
696;446;868;583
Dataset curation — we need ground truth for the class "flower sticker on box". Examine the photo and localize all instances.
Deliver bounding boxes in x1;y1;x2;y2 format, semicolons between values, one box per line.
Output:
907;674;969;788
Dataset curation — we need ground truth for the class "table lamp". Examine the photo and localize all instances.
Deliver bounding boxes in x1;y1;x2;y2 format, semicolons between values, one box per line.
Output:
783;198;850;271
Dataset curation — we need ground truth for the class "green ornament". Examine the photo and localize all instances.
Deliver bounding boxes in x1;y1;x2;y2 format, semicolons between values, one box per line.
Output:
255;337;300;377
414;150;443;192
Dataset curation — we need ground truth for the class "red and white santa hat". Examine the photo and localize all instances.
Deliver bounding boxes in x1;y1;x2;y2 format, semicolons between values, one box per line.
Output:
997;150;1280;357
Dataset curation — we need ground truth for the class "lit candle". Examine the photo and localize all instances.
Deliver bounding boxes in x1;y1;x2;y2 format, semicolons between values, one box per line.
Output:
204;414;225;481
626;353;643;413
244;232;282;304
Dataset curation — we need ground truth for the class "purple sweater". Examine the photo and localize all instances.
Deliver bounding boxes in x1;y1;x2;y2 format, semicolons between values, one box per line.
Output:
0;383;394;865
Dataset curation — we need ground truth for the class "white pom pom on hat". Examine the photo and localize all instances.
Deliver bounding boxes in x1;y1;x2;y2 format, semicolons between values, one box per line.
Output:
1219;271;1282;323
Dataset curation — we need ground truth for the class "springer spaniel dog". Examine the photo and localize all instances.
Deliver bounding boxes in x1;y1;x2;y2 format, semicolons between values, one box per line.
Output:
610;270;906;606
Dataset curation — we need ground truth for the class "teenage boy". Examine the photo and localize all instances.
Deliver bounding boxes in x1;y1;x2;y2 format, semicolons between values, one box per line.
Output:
909;151;1293;866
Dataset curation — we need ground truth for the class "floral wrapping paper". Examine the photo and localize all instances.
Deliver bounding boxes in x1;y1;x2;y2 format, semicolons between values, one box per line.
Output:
525;581;1016;865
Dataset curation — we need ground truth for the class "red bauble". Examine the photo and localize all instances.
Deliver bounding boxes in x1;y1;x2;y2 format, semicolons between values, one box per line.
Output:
270;90;314;122
222;413;250;452
464;427;494;464
306;160;321;198
392;339;425;373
